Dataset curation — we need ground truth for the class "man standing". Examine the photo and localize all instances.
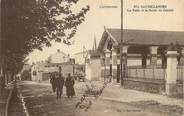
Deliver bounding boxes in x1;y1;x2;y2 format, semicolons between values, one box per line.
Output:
65;73;75;98
56;67;64;99
50;72;56;92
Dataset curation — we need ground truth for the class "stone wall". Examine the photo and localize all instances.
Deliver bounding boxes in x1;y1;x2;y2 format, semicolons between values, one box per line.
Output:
123;78;165;94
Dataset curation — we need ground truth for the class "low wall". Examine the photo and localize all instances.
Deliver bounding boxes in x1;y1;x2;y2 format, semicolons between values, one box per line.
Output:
123;78;165;94
176;83;183;97
123;78;183;97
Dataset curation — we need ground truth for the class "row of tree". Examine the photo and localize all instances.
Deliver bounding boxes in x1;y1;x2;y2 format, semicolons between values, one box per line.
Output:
0;0;89;93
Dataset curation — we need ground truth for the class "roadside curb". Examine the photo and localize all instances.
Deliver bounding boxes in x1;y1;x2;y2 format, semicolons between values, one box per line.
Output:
5;82;15;116
100;96;184;109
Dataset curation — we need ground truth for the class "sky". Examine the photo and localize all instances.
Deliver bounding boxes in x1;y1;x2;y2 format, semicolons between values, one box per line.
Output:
27;0;184;64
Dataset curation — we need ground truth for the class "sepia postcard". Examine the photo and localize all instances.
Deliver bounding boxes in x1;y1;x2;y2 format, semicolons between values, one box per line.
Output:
0;0;184;116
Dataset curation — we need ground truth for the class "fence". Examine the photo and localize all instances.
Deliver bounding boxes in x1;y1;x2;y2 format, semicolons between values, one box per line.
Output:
127;67;166;80
177;66;184;84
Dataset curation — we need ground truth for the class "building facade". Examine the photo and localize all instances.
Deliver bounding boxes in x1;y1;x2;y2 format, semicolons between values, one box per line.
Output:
74;51;88;65
48;49;70;64
31;50;74;81
98;27;184;84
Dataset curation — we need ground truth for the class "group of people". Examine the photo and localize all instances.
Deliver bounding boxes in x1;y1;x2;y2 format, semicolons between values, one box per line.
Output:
50;67;75;99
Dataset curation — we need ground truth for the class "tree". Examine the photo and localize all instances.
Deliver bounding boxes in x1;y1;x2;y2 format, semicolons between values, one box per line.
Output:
0;0;90;91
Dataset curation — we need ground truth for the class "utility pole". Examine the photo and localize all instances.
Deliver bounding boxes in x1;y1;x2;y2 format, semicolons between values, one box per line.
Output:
120;0;124;86
0;0;1;56
0;0;1;94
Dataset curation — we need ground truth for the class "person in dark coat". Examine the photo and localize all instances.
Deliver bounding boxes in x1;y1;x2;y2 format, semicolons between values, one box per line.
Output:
50;72;56;92
65;73;75;98
55;71;65;99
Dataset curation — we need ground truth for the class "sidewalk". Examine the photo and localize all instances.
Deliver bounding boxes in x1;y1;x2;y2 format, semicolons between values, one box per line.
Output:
100;82;184;108
75;81;183;116
0;83;14;116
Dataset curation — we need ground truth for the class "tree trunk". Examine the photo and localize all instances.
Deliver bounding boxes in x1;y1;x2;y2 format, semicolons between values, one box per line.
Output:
0;67;5;95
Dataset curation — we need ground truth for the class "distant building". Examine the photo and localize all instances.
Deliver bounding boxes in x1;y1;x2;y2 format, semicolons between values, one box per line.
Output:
31;50;74;81
74;51;88;65
31;61;47;81
48;49;70;63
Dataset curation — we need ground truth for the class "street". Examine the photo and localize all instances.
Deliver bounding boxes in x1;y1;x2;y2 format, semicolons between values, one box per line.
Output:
1;1;184;116
8;81;183;116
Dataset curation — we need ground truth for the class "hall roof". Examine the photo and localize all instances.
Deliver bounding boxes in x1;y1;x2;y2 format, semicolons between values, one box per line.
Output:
98;28;184;51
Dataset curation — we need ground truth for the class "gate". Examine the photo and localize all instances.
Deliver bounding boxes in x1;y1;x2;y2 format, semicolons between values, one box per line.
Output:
177;66;184;84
